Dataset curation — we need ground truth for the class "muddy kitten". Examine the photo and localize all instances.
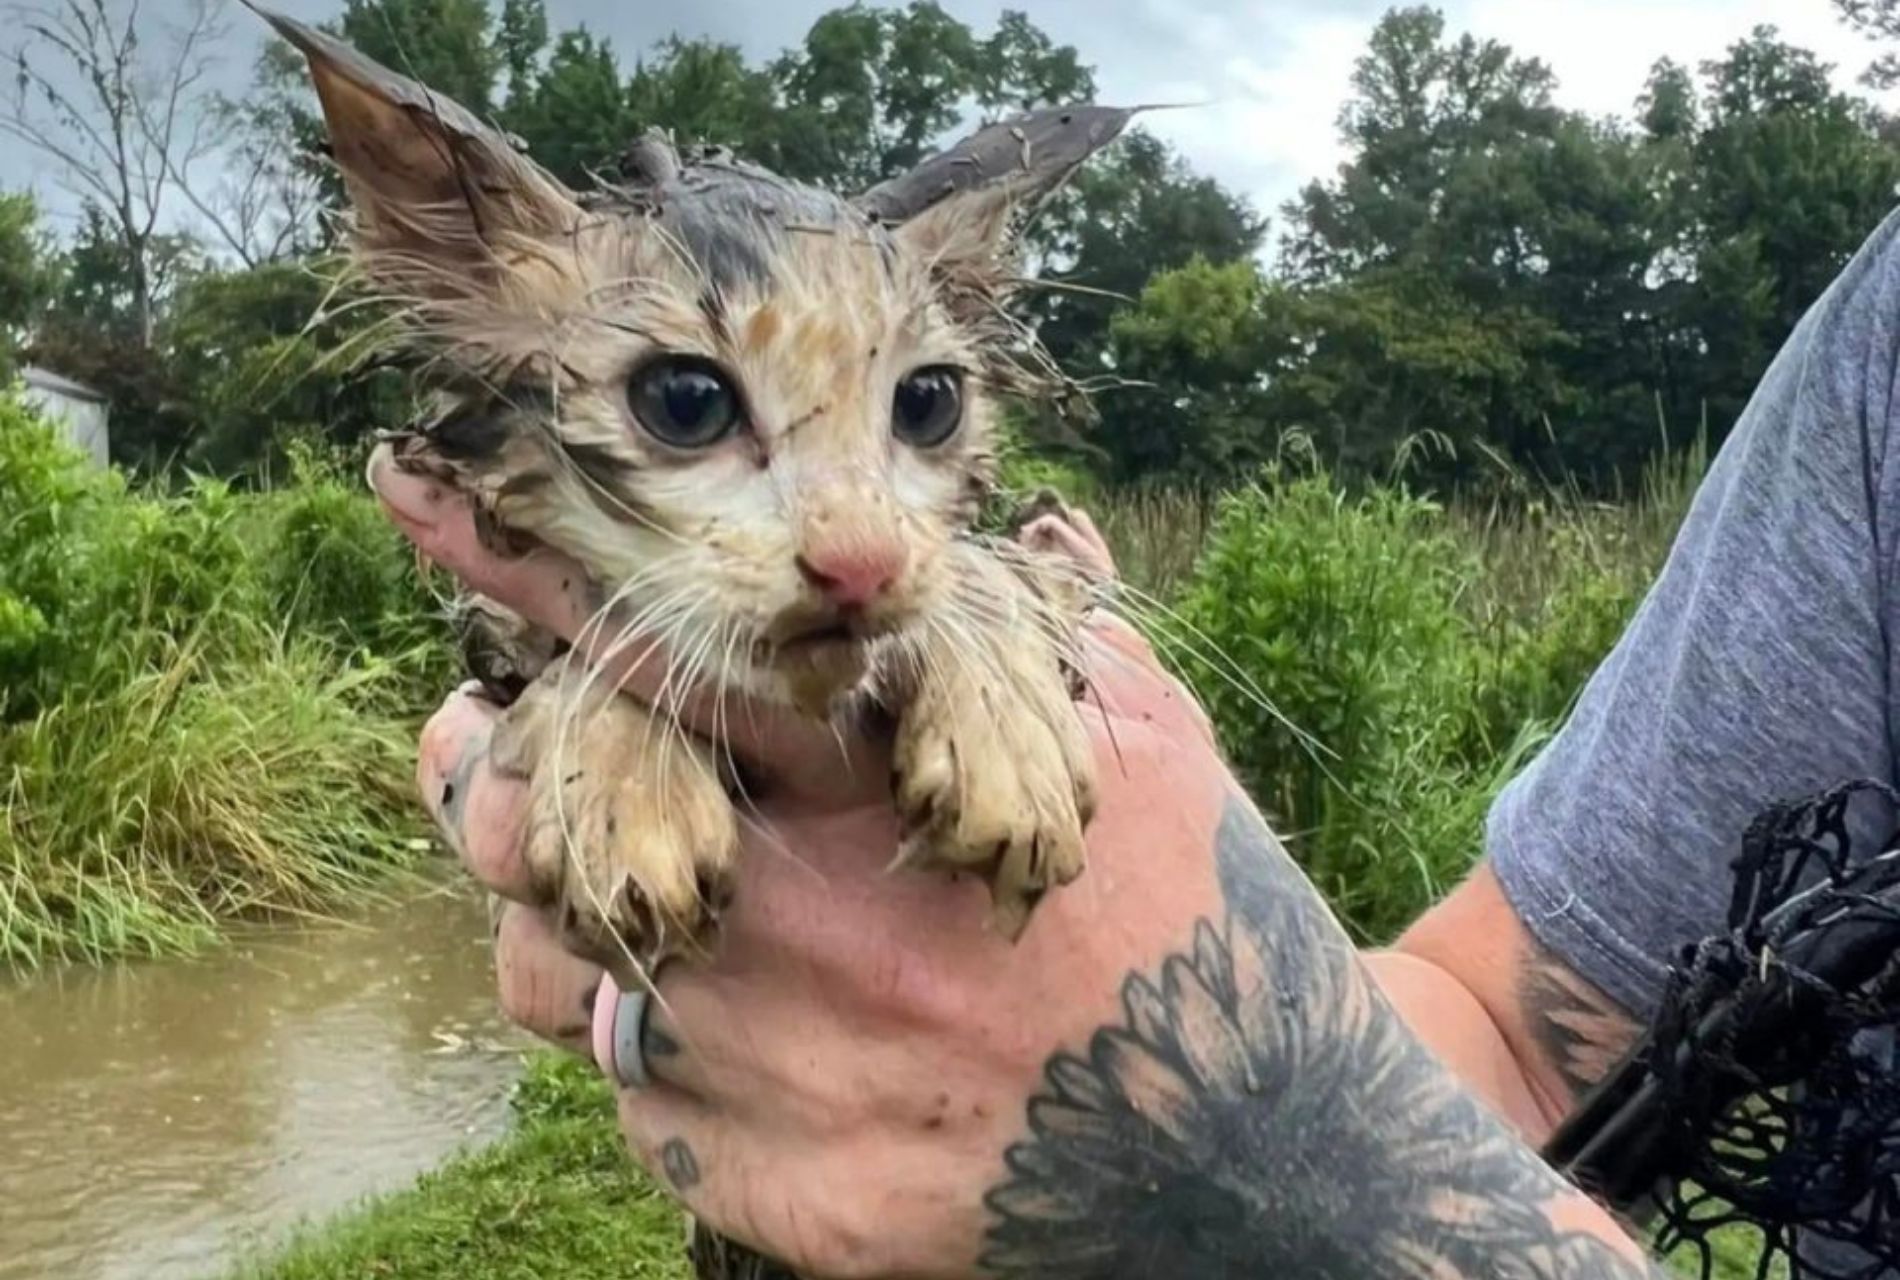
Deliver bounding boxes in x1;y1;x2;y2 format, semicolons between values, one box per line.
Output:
261;11;1122;982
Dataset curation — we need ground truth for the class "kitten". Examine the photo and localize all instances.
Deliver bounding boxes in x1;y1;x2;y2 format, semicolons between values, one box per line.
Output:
260;10;1120;981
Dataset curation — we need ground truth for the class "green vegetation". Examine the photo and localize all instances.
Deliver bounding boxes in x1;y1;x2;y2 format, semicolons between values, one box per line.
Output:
1160;442;1704;940
0;394;448;968
228;1053;693;1280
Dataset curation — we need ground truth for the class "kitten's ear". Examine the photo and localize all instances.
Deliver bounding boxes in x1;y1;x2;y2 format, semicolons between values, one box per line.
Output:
857;105;1135;268
251;4;579;278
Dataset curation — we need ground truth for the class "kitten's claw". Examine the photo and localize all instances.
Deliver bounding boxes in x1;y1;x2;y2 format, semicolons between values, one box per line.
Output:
494;665;739;978
890;668;1096;941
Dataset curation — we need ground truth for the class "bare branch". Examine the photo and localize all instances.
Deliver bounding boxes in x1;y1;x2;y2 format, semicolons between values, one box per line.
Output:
0;0;245;342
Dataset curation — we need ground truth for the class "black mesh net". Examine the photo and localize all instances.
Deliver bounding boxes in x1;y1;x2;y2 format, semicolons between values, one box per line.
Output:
1545;780;1900;1279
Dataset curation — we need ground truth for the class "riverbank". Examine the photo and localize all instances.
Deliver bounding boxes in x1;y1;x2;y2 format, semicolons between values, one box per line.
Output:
227;1054;692;1280
0;881;529;1280
0;398;448;969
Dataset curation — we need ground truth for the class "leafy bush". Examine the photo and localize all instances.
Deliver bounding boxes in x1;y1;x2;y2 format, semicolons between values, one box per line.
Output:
0;390;446;967
257;440;456;699
1145;446;1698;941
1166;469;1491;937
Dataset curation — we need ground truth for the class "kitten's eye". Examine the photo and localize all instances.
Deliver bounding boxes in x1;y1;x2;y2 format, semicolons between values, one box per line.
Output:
627;356;741;449
892;366;963;448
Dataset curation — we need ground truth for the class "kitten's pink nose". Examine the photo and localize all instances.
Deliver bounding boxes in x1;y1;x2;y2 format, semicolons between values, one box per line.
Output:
796;544;908;607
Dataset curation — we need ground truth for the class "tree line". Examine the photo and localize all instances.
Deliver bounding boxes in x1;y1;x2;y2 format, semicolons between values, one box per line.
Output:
4;0;1900;492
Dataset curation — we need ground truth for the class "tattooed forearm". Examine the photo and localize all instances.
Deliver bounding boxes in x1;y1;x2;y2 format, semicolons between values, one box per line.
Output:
981;797;1667;1279
1518;943;1640;1102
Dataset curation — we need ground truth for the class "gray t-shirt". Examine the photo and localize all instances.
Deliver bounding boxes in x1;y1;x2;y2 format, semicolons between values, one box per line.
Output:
1490;205;1900;1020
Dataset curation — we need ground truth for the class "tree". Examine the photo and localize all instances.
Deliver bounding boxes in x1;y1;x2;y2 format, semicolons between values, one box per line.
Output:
502;29;639;185
495;0;548;98
975;12;1092;115
1032;129;1265;374
770;2;1098;188
1684;27;1900;432
28;204;207;466
625;40;785;166
161;261;406;473
178;40;327;267
1270;7;1669;481
0;193;51;374
1099;257;1286;484
338;0;499;118
1835;0;1900;88
2;0;229;346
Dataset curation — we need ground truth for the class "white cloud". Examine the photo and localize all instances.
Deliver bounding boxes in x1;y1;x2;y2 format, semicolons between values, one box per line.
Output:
1096;0;1900;231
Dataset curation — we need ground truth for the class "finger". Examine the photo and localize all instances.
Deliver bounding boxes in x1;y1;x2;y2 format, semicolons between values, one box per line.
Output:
1019;513;1113;580
590;967;739;1099
371;446;880;801
416;687;540;901
615;1090;727;1227
493;902;605;1052
370;447;601;637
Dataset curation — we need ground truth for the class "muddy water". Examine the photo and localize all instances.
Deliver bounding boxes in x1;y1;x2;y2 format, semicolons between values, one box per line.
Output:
0;877;530;1280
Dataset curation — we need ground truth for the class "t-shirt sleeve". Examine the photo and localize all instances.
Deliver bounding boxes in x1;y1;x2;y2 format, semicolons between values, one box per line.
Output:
1488;208;1900;1018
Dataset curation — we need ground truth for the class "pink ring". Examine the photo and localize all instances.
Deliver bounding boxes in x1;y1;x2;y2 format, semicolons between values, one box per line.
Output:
591;972;621;1081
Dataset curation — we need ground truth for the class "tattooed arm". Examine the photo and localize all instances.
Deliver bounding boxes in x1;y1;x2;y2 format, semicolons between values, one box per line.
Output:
981;797;1662;1280
385;462;1662;1279
1388;863;1640;1138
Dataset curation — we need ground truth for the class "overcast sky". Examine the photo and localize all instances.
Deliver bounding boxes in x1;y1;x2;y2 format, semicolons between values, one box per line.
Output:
6;0;1897;238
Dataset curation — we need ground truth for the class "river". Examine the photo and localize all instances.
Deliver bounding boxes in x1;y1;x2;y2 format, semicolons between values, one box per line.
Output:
0;877;528;1280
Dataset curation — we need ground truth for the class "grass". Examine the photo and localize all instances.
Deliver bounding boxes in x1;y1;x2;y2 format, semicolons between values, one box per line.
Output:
0;394;448;968
226;1054;694;1280
0;625;429;968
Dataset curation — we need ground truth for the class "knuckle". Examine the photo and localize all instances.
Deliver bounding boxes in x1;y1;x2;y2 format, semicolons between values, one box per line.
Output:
788;1196;886;1278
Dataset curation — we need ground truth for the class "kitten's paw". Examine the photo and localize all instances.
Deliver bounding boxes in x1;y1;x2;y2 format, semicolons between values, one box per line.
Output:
890;682;1096;941
494;673;739;975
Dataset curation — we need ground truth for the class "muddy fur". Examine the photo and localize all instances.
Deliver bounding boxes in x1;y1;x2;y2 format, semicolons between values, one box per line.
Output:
260;8;1127;1277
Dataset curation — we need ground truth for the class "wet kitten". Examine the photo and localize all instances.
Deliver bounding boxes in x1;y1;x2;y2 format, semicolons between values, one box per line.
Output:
262;11;1122;978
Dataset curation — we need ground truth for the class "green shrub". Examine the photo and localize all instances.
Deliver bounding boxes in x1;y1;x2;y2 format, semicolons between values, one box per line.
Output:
1090;439;1702;941
1167;468;1492;937
256;440;455;700
0;391;446;967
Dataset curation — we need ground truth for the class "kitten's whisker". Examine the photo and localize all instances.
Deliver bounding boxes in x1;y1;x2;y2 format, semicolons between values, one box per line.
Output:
710;623;756;818
969;532;1322;760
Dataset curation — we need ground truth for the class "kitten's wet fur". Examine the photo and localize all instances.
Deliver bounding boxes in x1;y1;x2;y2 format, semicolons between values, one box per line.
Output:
258;8;1132;1275
259;0;1120;1096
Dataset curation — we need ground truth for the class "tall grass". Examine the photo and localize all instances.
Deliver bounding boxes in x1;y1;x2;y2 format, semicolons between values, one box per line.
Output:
1093;443;1703;941
0;392;447;968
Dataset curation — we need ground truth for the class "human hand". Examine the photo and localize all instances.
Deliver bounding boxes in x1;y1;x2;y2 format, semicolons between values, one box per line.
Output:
379;452;1232;1277
1017;505;1116;582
